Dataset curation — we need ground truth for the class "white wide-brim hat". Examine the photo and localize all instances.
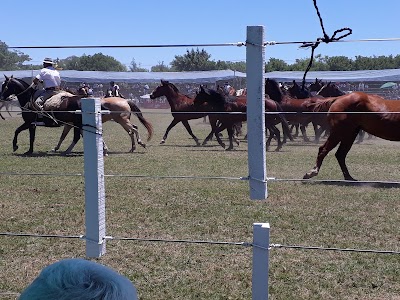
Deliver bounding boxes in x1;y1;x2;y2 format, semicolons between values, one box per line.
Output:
43;58;55;64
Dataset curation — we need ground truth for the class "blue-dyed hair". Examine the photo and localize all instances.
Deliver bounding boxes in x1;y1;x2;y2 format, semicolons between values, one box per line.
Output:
19;258;137;300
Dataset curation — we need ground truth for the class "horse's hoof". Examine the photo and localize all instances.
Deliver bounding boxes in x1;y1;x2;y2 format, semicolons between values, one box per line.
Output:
13;146;18;152
160;140;166;144
303;172;316;179
23;151;33;156
195;141;201;146
202;141;208;146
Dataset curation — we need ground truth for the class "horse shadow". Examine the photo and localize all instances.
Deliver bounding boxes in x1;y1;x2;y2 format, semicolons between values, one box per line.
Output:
303;180;400;189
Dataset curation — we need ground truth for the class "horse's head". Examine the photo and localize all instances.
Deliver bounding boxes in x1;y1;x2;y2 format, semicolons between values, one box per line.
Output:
308;78;325;94
150;80;178;99
1;75;30;102
287;80;311;99
317;82;346;97
265;78;284;102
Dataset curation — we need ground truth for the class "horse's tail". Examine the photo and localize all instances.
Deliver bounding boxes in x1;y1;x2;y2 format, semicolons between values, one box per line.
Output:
127;100;154;141
275;103;294;141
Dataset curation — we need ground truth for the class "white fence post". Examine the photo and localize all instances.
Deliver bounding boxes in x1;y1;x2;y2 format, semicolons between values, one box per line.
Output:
246;26;267;200
81;98;106;258
252;223;270;300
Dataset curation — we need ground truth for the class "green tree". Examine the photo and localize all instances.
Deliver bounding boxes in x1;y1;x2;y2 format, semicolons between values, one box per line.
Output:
225;61;246;73
129;58;148;72
171;48;215;71
265;58;288;72
323;55;353;71
0;41;31;70
60;53;127;71
151;61;172;72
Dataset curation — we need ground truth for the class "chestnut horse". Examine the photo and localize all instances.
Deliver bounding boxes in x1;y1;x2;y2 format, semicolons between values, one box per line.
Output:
149;80;209;145
303;92;400;181
53;87;153;154
194;86;293;151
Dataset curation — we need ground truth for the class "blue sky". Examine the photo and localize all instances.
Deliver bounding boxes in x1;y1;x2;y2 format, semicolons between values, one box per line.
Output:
3;1;400;70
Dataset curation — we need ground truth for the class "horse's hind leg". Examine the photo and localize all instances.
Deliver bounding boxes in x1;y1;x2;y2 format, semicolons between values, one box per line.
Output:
335;128;360;181
52;124;72;152
303;129;342;179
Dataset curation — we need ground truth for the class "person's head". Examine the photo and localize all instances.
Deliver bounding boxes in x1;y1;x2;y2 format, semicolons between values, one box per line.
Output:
42;57;56;68
19;258;137;300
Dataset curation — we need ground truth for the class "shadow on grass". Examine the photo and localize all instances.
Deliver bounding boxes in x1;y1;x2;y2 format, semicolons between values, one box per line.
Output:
303;179;400;189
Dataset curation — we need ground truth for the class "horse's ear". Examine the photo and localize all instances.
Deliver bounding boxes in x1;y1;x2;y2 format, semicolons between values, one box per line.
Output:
4;74;9;81
200;85;205;92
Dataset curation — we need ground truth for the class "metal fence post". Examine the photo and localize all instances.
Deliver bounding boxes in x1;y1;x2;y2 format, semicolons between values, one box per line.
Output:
81;98;106;257
252;223;270;300
246;25;267;200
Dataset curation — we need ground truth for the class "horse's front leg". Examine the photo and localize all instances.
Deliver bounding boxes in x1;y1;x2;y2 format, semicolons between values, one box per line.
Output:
161;119;180;144
181;120;200;146
13;122;33;153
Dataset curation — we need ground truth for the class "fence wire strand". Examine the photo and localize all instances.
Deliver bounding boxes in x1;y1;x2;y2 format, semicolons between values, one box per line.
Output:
1;232;399;255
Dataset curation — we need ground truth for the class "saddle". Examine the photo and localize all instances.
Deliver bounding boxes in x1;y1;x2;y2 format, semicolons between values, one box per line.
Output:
30;91;75;111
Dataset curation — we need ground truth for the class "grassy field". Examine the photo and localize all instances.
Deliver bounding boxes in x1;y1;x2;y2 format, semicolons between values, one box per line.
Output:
0;107;399;300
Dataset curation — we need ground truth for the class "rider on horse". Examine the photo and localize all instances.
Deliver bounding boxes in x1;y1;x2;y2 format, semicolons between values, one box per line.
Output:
107;81;125;98
33;58;62;110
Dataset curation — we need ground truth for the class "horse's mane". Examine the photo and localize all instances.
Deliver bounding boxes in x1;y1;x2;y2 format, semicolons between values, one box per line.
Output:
11;77;30;89
206;88;227;105
166;82;179;93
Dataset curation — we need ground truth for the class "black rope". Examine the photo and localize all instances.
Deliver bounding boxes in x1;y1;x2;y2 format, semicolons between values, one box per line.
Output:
300;0;352;90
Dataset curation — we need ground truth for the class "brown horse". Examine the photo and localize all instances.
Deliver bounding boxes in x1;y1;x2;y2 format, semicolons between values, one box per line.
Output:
149;80;209;145
265;78;329;143
194;86;293;151
303;92;400;181
53;87;153;154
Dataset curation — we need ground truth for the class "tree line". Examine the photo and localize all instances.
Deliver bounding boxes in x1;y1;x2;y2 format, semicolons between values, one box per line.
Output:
1;40;400;73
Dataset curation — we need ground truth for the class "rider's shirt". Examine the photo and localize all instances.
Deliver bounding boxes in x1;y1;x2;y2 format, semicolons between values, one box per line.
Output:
35;67;61;89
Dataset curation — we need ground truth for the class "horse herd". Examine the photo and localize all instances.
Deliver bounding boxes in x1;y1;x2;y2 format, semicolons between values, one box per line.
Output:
1;75;400;181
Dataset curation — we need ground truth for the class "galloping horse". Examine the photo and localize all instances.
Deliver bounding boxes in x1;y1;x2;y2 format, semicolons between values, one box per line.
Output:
1;76;153;155
53;87;153;154
265;78;328;143
149;80;208;145
303;91;400;181
194;86;292;151
0;76;85;155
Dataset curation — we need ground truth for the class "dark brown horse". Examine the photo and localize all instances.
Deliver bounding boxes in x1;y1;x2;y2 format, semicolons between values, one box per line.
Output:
303;92;400;181
53;87;153;154
149;80;209;145
1;76;84;155
194;86;293;151
265;78;329;143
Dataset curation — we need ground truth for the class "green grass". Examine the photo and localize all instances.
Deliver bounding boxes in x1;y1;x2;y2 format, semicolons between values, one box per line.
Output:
0;108;399;299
